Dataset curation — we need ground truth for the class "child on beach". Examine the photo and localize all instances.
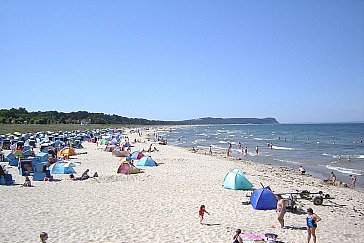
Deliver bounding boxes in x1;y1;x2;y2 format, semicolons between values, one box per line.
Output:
40;232;48;243
199;205;210;224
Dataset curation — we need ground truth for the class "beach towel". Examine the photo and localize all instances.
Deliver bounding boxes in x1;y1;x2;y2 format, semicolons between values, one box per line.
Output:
241;233;265;241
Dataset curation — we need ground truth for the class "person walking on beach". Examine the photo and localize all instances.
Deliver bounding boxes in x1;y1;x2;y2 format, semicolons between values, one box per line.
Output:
40;232;48;243
306;208;321;243
209;145;212;155
255;146;259;155
276;195;286;228
227;143;232;156
199;205;210;224
244;147;248;155
350;175;356;189
232;229;243;243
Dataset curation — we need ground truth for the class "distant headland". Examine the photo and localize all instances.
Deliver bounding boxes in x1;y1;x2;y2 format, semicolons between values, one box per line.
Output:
0;108;278;125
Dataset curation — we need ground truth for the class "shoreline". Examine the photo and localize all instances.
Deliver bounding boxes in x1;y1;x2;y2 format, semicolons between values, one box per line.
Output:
1;128;364;242
184;145;362;191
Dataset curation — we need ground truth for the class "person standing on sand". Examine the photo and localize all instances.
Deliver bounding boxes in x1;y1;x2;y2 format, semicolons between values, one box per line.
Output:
276;195;286;228
255;146;259;155
209;145;212;155
227;143;232;156
199;205;210;224
350;175;356;189
306;208;321;243
244;147;248;155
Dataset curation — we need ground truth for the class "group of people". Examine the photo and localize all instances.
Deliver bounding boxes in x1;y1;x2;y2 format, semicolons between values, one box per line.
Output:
224;142;250;157
200;200;322;243
299;166;357;189
276;195;321;243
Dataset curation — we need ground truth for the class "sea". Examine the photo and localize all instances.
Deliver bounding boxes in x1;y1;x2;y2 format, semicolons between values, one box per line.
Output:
160;123;364;190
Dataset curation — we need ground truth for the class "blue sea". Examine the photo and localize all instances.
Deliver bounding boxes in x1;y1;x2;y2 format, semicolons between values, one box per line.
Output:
162;124;364;189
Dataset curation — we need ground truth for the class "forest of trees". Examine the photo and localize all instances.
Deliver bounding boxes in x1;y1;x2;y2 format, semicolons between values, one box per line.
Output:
0;108;278;125
0;108;170;125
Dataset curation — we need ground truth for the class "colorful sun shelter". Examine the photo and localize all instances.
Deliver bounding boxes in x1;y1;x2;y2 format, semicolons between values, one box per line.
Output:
50;162;77;174
130;151;144;160
223;169;253;190
250;186;278;210
136;156;157;166
58;147;76;157
117;163;141;174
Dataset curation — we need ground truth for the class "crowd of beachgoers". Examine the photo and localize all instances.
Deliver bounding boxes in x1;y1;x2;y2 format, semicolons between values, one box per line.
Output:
1;127;364;242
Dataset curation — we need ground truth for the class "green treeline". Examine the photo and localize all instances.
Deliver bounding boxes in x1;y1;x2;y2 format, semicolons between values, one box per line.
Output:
0;108;279;125
0;108;170;125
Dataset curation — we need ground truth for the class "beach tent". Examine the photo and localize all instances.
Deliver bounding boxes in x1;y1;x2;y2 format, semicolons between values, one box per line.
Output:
117;162;141;174
130;151;144;160
250;186;277;210
136;156;157;166
110;138;119;145
223;169;253;190
50;162;76;174
58;147;76;157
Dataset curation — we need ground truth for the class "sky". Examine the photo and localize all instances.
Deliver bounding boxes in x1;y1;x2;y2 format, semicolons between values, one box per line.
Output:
0;1;363;123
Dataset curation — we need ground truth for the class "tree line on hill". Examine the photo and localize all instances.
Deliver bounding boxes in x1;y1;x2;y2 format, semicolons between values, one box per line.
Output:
0;108;278;125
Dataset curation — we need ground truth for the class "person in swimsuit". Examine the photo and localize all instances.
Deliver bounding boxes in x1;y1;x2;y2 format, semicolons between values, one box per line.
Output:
306;208;321;243
199;205;210;224
232;228;243;243
276;194;286;228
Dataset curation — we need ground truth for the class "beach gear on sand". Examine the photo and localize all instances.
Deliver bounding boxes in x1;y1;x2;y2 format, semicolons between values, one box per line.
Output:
249;186;278;210
58;147;76;157
223;169;253;190
50;162;77;174
136;156;157;166
117;162;141;174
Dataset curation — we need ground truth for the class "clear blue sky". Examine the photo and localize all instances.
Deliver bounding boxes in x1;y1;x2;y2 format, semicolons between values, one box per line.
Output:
1;1;363;123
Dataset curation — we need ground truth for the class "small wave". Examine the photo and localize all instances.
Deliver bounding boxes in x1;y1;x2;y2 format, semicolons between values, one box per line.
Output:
219;141;228;144
356;155;364;159
322;153;334;157
254;137;276;141
272;158;300;165
229;135;235;137
272;146;294;150
325;165;363;175
197;133;206;136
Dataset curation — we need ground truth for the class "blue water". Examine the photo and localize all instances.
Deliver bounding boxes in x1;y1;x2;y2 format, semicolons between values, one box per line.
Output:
162;124;364;189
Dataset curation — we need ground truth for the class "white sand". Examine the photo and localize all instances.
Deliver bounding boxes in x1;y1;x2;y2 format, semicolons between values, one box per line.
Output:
1;128;364;242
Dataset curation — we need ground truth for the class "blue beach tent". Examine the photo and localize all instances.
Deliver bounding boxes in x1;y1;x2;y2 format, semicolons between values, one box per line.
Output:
224;169;253;190
136;156;157;166
250;186;278;210
50;162;76;174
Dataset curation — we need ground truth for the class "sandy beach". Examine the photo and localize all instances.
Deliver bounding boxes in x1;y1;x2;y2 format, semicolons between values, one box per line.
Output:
1;128;363;243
